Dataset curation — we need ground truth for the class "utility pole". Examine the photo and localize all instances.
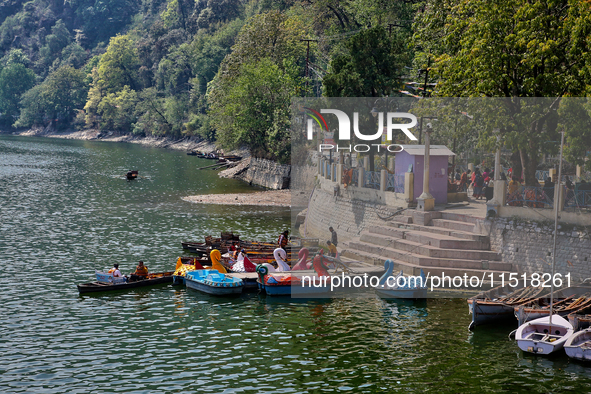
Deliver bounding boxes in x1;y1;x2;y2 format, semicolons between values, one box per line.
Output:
300;39;318;91
422;57;430;98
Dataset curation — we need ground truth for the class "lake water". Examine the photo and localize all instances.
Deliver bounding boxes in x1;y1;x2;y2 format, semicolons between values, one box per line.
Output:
1;135;590;393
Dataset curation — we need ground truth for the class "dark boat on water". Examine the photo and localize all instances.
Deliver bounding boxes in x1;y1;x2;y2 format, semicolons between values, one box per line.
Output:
77;271;174;293
126;170;139;180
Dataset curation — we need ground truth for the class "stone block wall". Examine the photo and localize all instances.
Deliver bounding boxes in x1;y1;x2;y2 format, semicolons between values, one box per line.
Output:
482;217;591;282
301;187;403;244
237;158;291;189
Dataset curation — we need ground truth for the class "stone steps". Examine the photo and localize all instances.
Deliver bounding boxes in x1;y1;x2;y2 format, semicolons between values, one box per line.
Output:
348;239;511;271
339;210;512;290
440;212;480;224
359;233;501;261
431;218;475;233
389;222;486;242
370;225;491;250
340;249;508;289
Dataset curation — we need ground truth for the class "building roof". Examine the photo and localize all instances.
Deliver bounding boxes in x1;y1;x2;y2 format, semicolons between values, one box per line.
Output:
400;145;455;157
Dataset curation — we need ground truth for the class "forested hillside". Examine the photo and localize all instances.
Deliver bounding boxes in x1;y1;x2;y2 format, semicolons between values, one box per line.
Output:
2;0;591;171
0;0;416;162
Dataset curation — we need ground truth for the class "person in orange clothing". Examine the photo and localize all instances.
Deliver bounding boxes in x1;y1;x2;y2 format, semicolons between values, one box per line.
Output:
134;261;149;277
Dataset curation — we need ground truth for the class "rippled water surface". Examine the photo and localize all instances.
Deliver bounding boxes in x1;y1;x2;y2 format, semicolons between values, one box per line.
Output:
1;135;591;393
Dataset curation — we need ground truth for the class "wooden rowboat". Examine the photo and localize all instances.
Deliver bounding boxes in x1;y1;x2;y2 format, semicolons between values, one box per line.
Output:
467;285;546;330
77;271;174;294
515;314;574;355
514;285;591;326
565;328;591;361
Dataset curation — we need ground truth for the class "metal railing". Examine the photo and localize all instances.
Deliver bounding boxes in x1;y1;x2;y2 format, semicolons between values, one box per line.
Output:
535;170;549;182
364;171;381;190
506;186;554;209
564;188;591;209
386;174;405;193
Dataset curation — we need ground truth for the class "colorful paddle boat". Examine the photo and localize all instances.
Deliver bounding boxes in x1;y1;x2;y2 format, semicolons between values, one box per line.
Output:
257;250;331;296
375;260;427;299
172;256;205;285
185;269;244;295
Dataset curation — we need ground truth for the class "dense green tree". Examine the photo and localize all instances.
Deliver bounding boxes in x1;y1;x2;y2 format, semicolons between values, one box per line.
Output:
219;10;307;77
324;26;409;97
209;58;300;162
0;50;36;126
16;65;87;128
414;0;591;185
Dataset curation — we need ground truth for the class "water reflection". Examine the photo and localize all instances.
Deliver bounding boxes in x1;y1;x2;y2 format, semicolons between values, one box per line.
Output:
2;135;591;393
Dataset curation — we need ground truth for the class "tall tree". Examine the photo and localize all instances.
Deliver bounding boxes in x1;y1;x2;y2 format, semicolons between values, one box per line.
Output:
414;0;591;185
0;50;36;126
16;65;87;128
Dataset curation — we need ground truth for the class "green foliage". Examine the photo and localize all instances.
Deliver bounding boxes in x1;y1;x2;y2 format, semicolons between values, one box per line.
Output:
16;65;87;128
414;0;591;185
96;86;138;131
96;34;141;93
323;26;409;97
0;53;36;126
220;10;308;77
209;58;300;163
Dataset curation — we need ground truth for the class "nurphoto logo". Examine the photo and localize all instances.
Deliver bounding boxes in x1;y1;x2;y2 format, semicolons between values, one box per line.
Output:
304;107;418;153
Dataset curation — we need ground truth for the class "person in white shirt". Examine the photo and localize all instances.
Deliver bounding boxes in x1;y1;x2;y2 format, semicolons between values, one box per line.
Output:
111;264;123;277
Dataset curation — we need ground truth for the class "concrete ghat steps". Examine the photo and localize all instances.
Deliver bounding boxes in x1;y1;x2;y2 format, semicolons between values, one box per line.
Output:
348;240;511;271
340;249;507;289
440;212;480;224
431;218;475;233
370;225;491;250
359;233;501;261
390;222;486;243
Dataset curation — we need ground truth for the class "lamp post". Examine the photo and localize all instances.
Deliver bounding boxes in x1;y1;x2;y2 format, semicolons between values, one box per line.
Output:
487;129;506;216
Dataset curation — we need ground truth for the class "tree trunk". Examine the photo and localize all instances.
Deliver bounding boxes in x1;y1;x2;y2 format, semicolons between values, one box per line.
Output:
520;149;539;186
510;150;522;180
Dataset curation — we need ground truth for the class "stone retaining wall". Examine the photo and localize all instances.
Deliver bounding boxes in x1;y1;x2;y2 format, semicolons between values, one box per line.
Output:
301;186;404;244
235;158;291;189
479;217;591;282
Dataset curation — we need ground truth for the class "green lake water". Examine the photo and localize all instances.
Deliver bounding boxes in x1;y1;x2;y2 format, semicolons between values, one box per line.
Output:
1;135;590;393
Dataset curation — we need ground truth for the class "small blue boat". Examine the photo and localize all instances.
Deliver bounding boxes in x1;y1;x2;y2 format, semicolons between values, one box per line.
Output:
375;260;428;299
185;269;244;295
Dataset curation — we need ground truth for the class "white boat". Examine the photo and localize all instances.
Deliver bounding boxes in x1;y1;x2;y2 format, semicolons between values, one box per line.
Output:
515;314;573;355
564;328;591;361
514;133;574;355
375;260;427;299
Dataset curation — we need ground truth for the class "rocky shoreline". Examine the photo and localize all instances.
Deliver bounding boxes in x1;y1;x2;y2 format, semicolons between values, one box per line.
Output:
5;128;292;198
8;128;226;154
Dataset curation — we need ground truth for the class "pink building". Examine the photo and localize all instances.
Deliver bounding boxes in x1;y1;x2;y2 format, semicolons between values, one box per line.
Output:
395;145;455;204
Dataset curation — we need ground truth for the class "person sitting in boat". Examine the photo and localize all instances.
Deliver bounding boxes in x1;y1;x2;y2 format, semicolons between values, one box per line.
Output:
109;264;124;278
278;230;289;251
134;261;149;277
326;241;337;258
